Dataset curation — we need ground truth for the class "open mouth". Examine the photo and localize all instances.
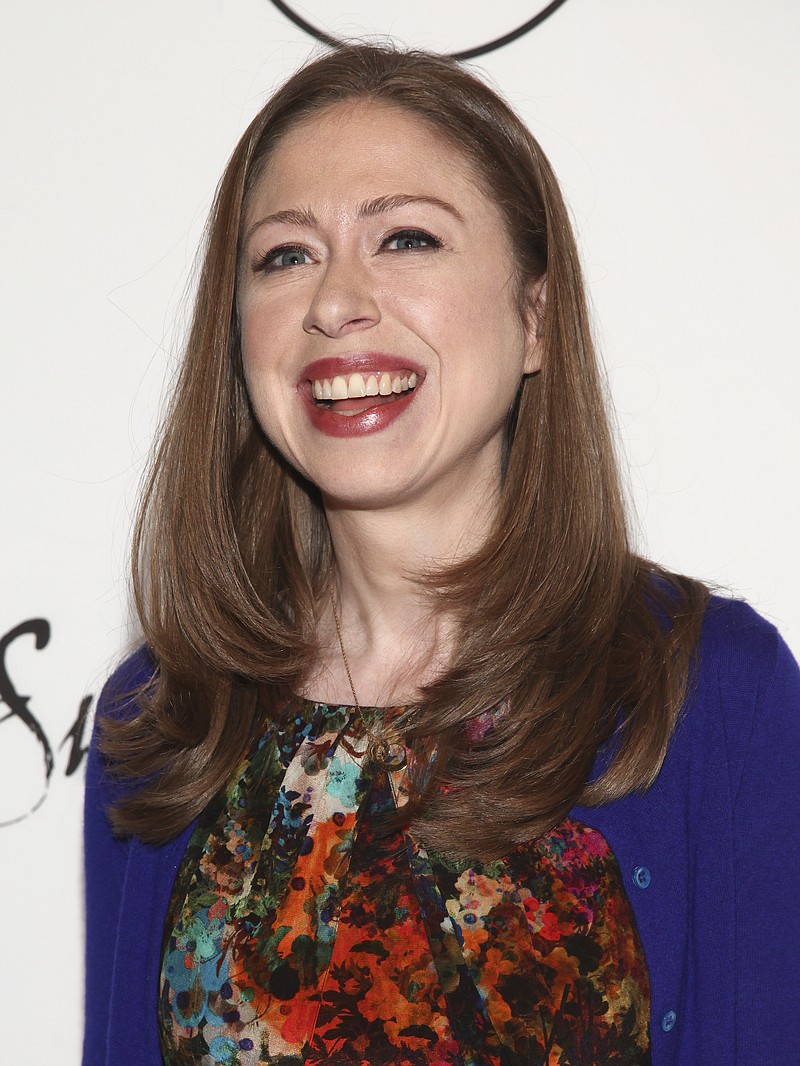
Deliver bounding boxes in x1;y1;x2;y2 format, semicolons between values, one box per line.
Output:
310;370;417;416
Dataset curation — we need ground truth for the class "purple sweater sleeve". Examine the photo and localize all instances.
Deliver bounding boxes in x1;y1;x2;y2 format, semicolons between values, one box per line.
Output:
733;626;800;1059
82;650;151;1066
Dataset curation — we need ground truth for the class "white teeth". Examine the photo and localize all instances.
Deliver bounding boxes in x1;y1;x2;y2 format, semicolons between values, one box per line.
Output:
347;373;366;398
378;372;393;396
310;370;419;402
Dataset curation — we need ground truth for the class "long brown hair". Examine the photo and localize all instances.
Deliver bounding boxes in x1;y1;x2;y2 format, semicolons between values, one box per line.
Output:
103;43;708;860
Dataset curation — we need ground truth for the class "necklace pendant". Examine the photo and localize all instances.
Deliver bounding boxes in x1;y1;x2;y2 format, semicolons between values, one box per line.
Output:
370;737;391;767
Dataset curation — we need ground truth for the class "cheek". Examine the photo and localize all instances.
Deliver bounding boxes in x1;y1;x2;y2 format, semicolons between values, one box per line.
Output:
395;269;504;344
239;281;305;353
437;275;526;369
239;303;293;400
238;316;283;429
238;297;264;370
447;257;520;332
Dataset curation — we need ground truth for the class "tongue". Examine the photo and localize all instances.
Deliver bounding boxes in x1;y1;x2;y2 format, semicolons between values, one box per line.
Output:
324;393;402;415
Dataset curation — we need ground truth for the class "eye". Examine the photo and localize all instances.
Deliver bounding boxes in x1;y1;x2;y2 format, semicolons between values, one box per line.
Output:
383;229;442;252
254;244;313;272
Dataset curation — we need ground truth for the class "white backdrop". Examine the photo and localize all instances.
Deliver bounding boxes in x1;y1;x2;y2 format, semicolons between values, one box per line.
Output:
2;1;798;1060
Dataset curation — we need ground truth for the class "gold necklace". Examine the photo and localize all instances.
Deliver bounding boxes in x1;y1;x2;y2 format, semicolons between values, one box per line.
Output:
328;573;393;768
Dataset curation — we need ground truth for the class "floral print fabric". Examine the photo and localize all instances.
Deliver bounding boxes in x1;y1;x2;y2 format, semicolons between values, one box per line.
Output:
158;697;651;1065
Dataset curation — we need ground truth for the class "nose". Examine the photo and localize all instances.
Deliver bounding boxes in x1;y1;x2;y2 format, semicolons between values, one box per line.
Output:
302;256;381;338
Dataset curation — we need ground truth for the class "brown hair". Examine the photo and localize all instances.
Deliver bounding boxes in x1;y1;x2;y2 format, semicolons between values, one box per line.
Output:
103;43;708;860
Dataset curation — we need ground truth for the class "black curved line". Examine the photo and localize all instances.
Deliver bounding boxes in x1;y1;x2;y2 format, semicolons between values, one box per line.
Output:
269;1;570;59
451;1;570;60
0;618;53;827
0;782;49;828
0;619;54;779
269;0;340;48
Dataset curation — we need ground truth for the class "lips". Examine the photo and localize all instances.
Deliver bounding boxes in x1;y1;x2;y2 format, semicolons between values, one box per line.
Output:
299;354;424;438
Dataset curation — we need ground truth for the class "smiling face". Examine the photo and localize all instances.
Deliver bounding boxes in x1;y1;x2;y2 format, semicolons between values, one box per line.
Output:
238;100;540;515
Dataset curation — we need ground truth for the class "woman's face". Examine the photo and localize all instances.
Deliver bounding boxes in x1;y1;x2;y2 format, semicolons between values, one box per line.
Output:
238;100;540;513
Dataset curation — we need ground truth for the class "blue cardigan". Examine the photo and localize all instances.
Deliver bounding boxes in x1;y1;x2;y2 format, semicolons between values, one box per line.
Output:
83;597;800;1065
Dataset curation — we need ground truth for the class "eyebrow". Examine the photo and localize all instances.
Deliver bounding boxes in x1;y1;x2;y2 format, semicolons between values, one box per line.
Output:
245;193;464;242
358;193;464;222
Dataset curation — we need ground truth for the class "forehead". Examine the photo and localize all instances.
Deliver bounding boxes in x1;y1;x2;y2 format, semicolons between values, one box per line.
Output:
247;99;494;221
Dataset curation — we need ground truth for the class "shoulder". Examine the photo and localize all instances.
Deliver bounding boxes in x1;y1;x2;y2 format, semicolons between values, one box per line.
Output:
95;643;158;724
694;595;798;703
699;594;781;663
85;644;158;809
686;595;800;795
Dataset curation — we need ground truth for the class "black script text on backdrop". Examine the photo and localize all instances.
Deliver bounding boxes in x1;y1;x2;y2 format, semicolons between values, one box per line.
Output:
0;619;92;826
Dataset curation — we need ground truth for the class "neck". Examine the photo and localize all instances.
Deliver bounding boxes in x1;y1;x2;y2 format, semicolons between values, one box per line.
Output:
308;476;499;706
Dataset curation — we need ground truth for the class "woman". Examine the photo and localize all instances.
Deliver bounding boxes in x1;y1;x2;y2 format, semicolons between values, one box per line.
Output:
84;43;800;1066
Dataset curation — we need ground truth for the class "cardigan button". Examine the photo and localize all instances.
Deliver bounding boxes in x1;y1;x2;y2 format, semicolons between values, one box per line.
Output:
632;865;651;889
661;1009;677;1032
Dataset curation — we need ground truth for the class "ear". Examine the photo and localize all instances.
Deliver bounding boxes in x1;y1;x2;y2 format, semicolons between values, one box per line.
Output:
522;275;547;375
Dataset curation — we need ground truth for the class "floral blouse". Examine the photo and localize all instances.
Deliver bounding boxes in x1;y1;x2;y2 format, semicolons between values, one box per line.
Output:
158;697;651;1065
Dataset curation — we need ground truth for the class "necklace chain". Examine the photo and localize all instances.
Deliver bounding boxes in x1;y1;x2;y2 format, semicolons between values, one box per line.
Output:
328;570;392;767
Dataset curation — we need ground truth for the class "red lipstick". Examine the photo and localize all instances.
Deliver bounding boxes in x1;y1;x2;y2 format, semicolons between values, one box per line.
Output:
299;353;424;438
